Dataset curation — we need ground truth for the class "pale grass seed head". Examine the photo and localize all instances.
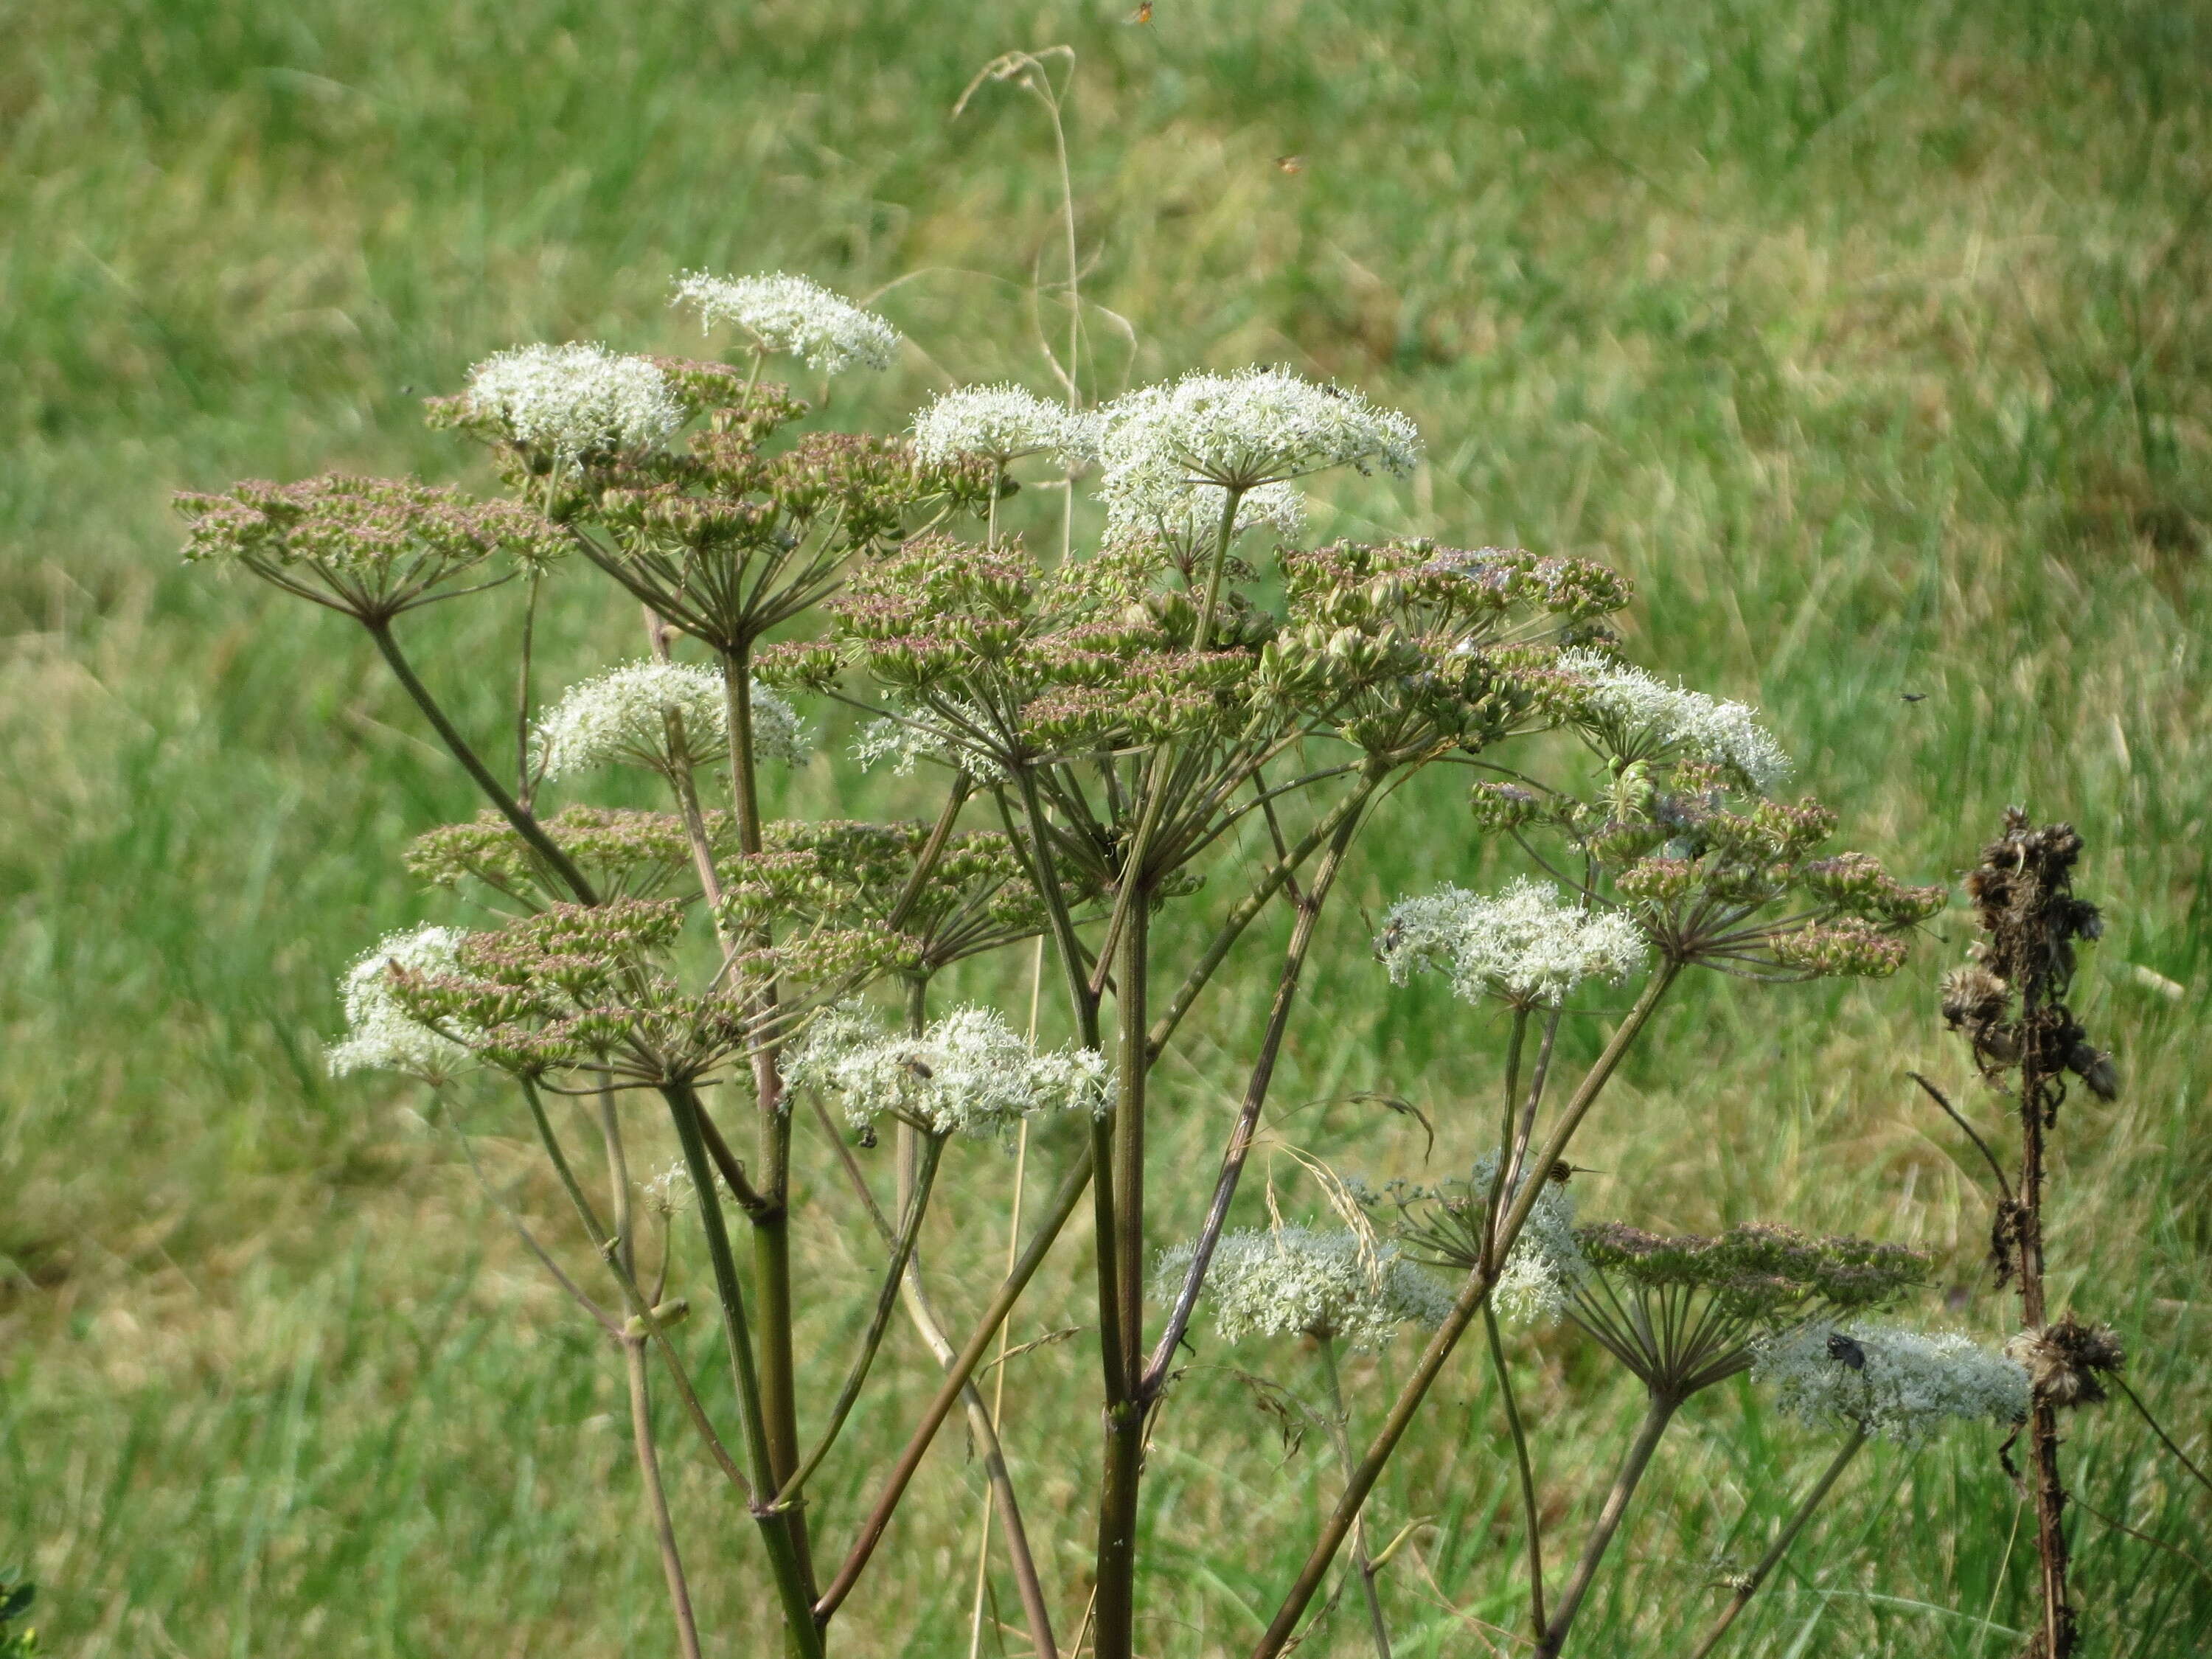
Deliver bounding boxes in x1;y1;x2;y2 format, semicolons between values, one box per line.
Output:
463;343;684;459
911;383;1091;468
1159;1225;1454;1351
1559;648;1793;793
785;1004;1107;1141
672;271;901;375
1378;877;1646;1006
327;925;476;1082
534;662;806;781
1753;1321;2031;1444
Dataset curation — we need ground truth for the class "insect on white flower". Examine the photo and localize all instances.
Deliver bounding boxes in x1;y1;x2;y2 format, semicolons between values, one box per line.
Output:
911;383;1091;469
1558;648;1794;794
1753;1321;2030;1444
327;926;476;1081
1377;877;1647;1006
785;1004;1108;1141
533;662;807;781
671;271;901;375
1155;1225;1453;1352
463;343;684;460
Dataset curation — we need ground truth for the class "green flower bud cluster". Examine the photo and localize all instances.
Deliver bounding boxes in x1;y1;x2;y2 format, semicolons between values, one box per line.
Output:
407;807;736;908
1568;1221;1929;1396
176;474;563;621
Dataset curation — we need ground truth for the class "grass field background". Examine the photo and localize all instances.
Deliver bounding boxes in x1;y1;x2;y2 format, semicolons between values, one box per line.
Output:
4;1;2211;1653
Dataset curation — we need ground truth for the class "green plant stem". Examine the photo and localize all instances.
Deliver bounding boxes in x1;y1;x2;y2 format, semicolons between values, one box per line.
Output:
2112;1376;2212;1498
1250;964;1679;1659
718;641;814;1607
1482;1009;1531;1274
1141;782;1371;1391
363;617;599;904
1092;894;1151;1659
775;1132;945;1506
1317;1337;1394;1659
1144;778;1375;1064
664;1079;824;1659
823;1100;1057;1659
512;1082;748;1495
1484;1301;1548;1642
1535;1390;1683;1658
816;1144;1096;1622
622;1337;704;1659
1191;483;1245;653
1688;1427;1868;1659
514;565;541;803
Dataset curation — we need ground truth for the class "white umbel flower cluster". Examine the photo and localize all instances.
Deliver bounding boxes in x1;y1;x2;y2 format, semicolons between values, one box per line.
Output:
1378;877;1647;1006
464;343;684;459
1558;649;1793;794
1470;1152;1590;1322
1105;476;1307;551
911;383;1090;468
1093;367;1422;520
1753;1321;2031;1444
785;1005;1108;1141
534;662;807;781
327;926;473;1081
671;271;900;375
849;706;1007;783
1158;1226;1453;1351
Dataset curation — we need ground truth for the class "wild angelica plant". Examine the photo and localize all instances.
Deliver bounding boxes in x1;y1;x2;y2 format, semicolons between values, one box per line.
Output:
181;241;1970;1658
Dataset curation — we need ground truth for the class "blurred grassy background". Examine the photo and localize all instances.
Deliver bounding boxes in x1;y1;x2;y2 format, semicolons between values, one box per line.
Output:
4;0;2211;1653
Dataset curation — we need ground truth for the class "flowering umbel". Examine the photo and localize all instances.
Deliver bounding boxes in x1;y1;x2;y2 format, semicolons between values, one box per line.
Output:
785;1004;1107;1140
911;383;1091;469
462;343;686;461
672;271;901;375
1377;878;1646;1007
1155;1226;1454;1351
533;663;807;781
1756;1321;2029;1444
327;926;478;1082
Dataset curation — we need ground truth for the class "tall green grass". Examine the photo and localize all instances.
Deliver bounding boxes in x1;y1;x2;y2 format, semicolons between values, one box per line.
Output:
3;0;2208;1652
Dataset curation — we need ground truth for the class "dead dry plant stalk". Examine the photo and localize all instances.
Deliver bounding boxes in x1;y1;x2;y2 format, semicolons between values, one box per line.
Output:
1939;811;2118;1659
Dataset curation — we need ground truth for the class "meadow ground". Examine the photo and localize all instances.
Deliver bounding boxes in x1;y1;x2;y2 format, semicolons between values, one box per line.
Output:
4;1;2211;1654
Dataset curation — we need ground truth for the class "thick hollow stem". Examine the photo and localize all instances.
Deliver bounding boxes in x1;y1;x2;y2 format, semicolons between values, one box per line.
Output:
663;1081;823;1658
1092;897;1152;1659
1318;1337;1394;1659
1688;1427;1867;1659
1249;966;1679;1659
364;618;598;904
1534;1391;1682;1658
719;642;813;1599
1484;1301;1548;1641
